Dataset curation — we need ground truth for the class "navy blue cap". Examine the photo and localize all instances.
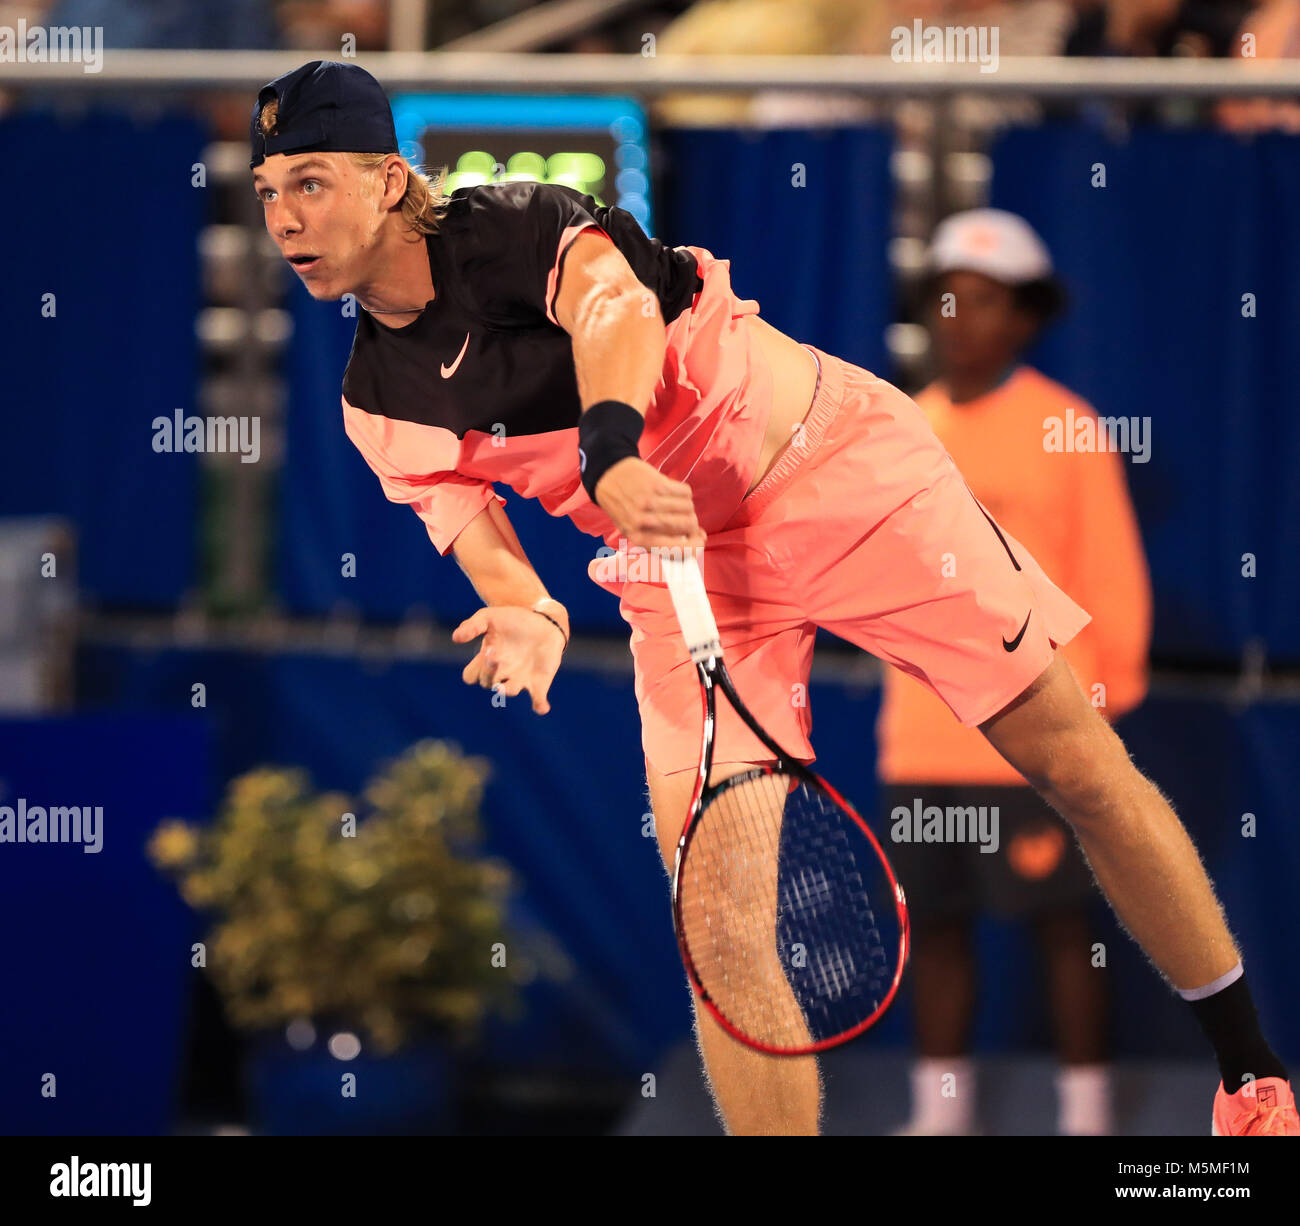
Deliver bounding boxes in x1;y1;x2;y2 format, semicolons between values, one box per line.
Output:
249;60;398;170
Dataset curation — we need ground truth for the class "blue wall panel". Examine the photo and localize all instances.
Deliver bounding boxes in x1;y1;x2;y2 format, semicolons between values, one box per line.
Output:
991;126;1300;663
0;715;212;1133
0;111;205;608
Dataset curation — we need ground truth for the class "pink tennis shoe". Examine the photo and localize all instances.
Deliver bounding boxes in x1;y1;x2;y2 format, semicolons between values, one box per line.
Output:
1211;1077;1300;1136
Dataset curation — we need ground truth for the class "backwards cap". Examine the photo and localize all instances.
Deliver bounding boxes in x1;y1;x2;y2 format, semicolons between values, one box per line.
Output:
249;60;398;170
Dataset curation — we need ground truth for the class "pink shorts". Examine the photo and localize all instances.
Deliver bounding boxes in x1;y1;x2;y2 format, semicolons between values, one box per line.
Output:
608;346;1091;777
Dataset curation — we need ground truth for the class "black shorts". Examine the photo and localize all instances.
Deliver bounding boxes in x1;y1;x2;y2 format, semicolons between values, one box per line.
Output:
881;783;1097;923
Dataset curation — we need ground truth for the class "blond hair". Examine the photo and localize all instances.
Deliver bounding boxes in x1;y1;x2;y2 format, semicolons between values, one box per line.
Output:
256;97;448;235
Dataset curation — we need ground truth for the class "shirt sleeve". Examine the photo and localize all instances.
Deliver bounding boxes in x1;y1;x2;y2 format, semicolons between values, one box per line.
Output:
461;181;614;327
342;396;504;557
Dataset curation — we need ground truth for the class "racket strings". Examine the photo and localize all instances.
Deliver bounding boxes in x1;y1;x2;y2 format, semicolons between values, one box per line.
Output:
678;770;897;1051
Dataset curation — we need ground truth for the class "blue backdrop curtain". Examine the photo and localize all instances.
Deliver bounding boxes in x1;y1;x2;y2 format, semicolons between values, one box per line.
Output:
0;714;211;1133
0;111;205;608
990;125;1300;664
656;126;895;373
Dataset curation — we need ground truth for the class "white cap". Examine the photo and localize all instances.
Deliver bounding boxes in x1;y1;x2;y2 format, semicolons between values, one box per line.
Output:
928;208;1054;284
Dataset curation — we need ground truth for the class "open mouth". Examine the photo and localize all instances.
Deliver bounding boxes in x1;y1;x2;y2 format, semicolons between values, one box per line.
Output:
288;255;321;272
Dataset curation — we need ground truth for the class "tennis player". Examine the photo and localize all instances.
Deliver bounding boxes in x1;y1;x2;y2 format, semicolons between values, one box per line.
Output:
250;61;1297;1137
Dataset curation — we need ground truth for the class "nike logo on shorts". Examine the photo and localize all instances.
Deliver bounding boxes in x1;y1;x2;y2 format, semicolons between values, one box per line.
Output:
441;332;470;378
1003;611;1031;652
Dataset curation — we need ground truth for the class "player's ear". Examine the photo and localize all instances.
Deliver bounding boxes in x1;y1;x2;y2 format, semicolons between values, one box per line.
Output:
374;153;408;211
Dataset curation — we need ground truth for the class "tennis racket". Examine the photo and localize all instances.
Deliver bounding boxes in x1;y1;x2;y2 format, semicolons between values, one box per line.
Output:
661;550;909;1056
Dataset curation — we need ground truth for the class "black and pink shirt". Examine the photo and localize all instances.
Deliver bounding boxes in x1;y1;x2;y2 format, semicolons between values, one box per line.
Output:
340;180;776;588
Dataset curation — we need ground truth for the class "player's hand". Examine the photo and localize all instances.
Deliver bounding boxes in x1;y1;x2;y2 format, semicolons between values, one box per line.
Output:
452;605;566;714
593;457;707;550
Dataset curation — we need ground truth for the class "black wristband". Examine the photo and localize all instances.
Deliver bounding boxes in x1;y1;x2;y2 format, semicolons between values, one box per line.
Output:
578;400;644;503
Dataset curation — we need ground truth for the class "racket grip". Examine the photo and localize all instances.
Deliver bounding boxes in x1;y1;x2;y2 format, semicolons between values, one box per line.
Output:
661;551;723;663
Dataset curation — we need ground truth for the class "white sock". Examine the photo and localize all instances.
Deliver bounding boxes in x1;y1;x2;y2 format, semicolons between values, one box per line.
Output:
910;1056;975;1132
1057;1063;1113;1135
1176;960;1243;1001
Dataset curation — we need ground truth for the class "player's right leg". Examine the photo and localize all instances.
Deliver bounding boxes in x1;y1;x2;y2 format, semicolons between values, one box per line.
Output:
645;756;823;1137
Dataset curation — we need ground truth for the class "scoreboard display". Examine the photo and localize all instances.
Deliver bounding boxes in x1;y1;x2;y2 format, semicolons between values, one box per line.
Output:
390;94;655;235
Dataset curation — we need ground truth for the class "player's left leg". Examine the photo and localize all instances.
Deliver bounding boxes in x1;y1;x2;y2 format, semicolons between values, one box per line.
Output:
980;653;1299;1135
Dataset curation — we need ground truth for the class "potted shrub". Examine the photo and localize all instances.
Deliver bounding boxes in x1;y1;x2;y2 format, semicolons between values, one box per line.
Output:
149;739;520;1134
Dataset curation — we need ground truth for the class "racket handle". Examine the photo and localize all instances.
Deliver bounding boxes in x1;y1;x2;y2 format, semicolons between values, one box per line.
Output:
661;551;723;663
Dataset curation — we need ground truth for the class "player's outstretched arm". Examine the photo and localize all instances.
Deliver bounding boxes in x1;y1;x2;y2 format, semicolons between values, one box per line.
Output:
449;499;569;714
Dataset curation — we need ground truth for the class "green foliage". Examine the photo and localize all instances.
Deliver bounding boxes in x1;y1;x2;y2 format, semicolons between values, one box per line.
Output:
149;740;519;1053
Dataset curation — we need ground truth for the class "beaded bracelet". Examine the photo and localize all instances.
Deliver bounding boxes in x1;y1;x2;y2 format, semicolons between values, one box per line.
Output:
531;600;569;652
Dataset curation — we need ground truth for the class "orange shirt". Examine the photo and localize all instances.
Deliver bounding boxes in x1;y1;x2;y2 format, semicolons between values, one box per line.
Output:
875;365;1153;784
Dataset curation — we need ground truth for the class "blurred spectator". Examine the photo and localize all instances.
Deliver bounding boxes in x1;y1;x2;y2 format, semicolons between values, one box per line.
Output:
11;1;394;136
277;0;390;50
879;209;1153;1136
41;0;281;48
1059;0;1256;125
1065;0;1253;56
650;0;899;126
8;0;283;133
1217;0;1300;131
938;0;1078;128
651;0;1077;128
553;6;686;56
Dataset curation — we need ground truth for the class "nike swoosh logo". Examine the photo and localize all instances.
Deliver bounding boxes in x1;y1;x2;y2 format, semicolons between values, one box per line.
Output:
440;332;470;378
1003;611;1031;652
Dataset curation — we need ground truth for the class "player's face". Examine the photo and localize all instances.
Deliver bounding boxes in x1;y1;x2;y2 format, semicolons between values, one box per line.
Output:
930;270;1036;378
252;152;385;300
